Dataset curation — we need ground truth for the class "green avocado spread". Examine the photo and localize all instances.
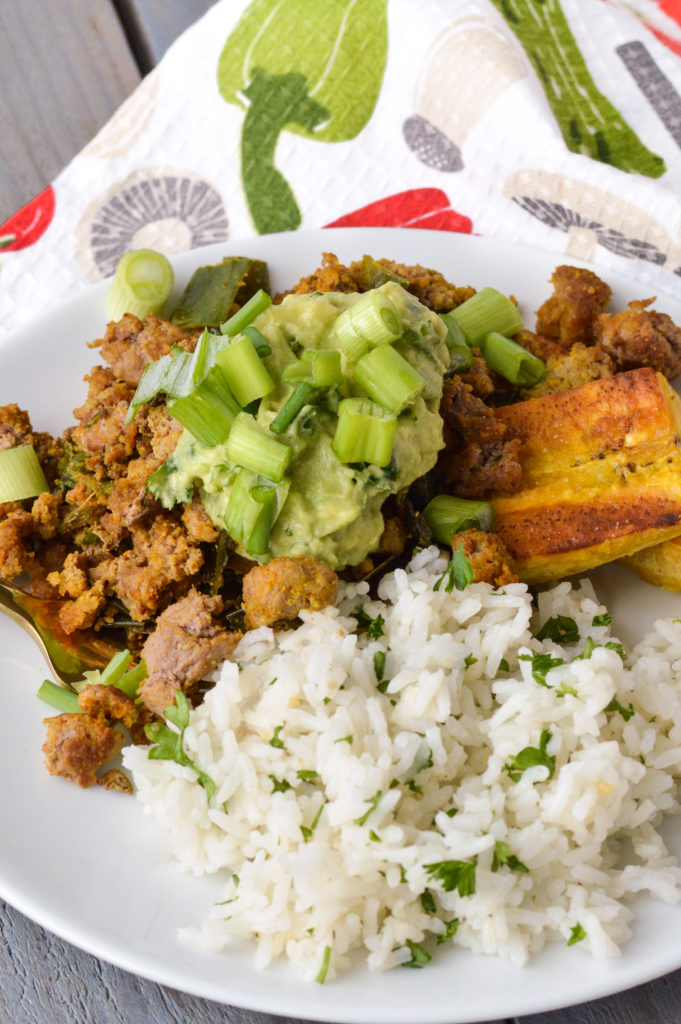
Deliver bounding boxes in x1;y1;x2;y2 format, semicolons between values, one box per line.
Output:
154;283;449;568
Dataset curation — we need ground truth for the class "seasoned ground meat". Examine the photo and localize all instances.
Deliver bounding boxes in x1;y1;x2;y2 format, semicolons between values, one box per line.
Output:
283;252;475;312
0;509;34;579
436;377;523;498
458;351;496;400
451;528;519;587
43;711;124;788
595;299;681;379
71;369;138;475
96;314;197;386
138;589;241;716
182;499;219;543
57;579;106;634
0;404;33;450
78;682;139;729
92;514;206;622
535;265;612;348
242;556;339;629
30;492;62;540
47;551;90;598
514;329;565;364
522;342;615;399
98;768;134;793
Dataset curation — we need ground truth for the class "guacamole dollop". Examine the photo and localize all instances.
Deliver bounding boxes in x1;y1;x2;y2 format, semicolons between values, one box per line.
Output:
155;283;449;568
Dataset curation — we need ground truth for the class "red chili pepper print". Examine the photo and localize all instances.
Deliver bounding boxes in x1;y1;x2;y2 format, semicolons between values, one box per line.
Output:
0;186;56;251
325;188;473;233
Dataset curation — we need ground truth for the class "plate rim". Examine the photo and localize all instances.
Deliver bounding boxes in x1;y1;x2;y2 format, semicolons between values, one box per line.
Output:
2;226;681;1023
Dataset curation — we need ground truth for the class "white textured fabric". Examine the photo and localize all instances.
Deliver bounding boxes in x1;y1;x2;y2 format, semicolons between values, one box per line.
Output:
1;0;681;337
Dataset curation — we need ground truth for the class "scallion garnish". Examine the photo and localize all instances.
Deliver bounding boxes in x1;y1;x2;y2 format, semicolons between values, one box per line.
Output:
332;398;397;467
167;366;241;447
447;287;523;347
105;248;174;321
37;680;81;715
0;444;49;502
479;331;546;387
225;412;292;482
282;349;344;387
331;291;402;361
440;312;475;374
215;334;275;406
423;495;495;545
245;484;277;556
302;349;343;386
270;382;313;435
242;324;272;357
220;288;272;336
353;345;425;413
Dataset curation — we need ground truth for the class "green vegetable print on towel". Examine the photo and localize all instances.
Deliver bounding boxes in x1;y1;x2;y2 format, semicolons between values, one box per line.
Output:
217;0;389;234
490;0;666;178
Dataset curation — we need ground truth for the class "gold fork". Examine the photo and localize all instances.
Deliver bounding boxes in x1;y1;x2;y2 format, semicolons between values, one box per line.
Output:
0;578;122;689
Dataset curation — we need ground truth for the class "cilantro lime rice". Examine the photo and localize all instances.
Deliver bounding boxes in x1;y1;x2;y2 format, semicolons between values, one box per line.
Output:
124;547;681;982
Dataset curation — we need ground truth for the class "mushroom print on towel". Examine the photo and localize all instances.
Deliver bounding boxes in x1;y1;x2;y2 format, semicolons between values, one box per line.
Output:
403;18;527;173
75;169;230;281
80;69;161;160
617;40;681;149
504;169;681;273
490;0;667;177
217;0;388;235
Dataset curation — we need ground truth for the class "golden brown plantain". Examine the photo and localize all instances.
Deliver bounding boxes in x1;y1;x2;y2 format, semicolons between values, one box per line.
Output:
486;368;681;584
620;537;681;590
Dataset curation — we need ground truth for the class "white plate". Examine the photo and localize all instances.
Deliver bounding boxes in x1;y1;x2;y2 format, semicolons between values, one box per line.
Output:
2;228;681;1024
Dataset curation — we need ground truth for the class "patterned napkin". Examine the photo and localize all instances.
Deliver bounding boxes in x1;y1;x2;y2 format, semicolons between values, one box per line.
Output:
2;0;681;337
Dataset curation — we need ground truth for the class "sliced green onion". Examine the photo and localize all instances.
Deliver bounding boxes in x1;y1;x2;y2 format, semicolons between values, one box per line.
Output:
220;289;272;336
281;350;342;387
281;360;311;382
242;324;272;357
224;470;288;550
479;332;546;387
332;292;403;361
332;398;396;467
125;353;172;424
446;343;475;375
99;650;131;687
270;382;313;435
448;288;523;347
216;334;275;406
302;349;343;386
0;444;49;502
423;495;495;545
440;311;471;349
167;366;241;447
439;312;475;375
353;345;425;413
37;680;81;714
225;412;292;482
245;485;277;556
223;467;259;543
106;248;174;321
117;660;147;698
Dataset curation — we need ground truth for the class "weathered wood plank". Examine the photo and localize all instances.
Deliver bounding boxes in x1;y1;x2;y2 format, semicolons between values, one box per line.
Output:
0;897;318;1024
517;970;681;1023
0;0;140;223
115;0;217;69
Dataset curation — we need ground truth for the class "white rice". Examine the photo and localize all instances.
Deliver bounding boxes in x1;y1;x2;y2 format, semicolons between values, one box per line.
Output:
123;546;681;982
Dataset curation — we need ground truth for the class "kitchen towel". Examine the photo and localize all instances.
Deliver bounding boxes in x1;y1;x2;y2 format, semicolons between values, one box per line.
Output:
2;0;681;335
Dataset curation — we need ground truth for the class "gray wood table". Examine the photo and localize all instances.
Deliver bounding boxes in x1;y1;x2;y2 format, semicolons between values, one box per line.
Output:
2;2;681;1023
